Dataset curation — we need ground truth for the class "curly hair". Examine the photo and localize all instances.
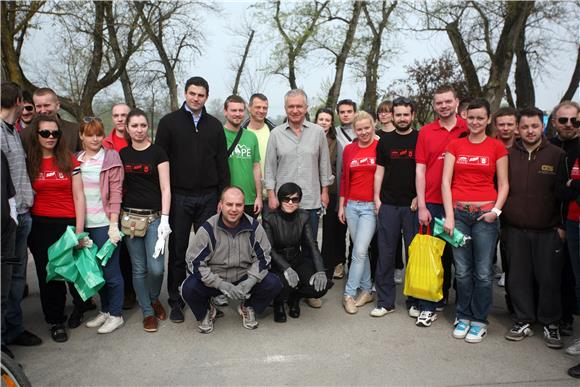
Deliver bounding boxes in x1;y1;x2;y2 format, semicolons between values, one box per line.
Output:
26;115;72;181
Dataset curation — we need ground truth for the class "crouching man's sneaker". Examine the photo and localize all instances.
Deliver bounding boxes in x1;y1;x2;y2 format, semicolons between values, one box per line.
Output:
543;324;563;349
465;325;487;343
198;303;217;334
416;311;437;327
505;322;533;341
238;303;258;330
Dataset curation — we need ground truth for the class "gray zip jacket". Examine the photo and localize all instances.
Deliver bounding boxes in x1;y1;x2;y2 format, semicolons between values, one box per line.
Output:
1;119;33;214
185;213;272;288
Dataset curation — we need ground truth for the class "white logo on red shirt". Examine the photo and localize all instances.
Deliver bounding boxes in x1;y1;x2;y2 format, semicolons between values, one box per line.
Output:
350;157;376;168
456;155;490;166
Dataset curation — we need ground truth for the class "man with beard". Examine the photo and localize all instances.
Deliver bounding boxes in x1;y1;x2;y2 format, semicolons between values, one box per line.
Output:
372;97;419;319
15;90;35;132
503;107;567;349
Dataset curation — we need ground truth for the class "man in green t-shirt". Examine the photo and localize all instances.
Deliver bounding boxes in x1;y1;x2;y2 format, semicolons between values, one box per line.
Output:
223;95;262;217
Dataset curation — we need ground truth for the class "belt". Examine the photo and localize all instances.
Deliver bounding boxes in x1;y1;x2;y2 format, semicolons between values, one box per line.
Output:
122;207;159;216
454;202;494;213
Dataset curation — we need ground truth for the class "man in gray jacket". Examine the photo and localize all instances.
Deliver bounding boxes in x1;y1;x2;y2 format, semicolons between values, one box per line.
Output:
182;186;283;333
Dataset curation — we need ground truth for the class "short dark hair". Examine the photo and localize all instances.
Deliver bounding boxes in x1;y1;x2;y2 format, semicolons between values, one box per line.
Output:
493;107;517;125
517;107;544;124
249;93;268;105
224;95;246;110
124;108;149;144
314;107;336;139
1;82;22;108
458;99;471;114
392;97;416;114
433;85;458;99
184;76;209;94
336;99;357;113
467;98;491;118
22;90;33;104
33;87;58;100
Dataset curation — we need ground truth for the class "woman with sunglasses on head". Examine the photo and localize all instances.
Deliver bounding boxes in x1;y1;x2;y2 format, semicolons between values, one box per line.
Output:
77;117;125;334
339;111;379;314
26;115;87;343
441;99;508;343
119;108;171;333
263;182;331;322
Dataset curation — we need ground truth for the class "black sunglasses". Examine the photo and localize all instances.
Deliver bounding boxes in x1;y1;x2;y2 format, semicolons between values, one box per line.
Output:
557;116;580;128
281;196;301;204
393;97;415;106
38;130;62;139
83;116;103;124
23;105;34;112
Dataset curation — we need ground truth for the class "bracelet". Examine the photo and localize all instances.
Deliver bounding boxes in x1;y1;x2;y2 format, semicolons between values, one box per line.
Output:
490;207;502;217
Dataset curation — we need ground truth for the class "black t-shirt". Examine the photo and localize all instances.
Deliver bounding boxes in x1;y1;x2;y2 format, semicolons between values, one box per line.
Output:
376;130;418;206
120;144;169;211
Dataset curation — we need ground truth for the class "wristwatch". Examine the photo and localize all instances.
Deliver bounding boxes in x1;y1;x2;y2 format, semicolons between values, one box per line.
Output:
491;207;502;217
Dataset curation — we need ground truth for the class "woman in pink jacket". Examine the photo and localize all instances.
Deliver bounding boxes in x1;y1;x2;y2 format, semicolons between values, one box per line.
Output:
77;117;125;334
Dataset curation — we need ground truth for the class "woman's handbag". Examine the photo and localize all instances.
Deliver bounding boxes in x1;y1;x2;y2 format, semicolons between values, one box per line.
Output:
120;209;159;238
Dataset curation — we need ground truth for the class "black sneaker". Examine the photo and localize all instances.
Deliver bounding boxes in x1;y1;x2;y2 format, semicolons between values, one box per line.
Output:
9;330;42;346
50;324;68;343
505;322;533;341
170;305;184;323
543;324;563;349
68;308;84;329
560;320;574;336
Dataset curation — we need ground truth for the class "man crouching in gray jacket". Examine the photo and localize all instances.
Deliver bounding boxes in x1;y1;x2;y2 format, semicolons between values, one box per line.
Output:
182;186;283;333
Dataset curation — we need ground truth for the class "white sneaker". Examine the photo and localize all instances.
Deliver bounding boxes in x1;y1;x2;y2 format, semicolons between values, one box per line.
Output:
465;325;487;343
416;311;438;327
498;273;505;287
394;269;403;284
86;312;109;328
408;306;420;318
370;307;395;317
97;315;124;334
566;339;580;356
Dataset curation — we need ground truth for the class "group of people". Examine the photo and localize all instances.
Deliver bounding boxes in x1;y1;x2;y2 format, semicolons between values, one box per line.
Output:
1;77;579;378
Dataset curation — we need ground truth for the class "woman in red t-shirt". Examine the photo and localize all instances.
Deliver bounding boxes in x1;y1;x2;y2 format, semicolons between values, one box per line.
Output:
338;111;379;314
26;115;86;343
441;99;509;343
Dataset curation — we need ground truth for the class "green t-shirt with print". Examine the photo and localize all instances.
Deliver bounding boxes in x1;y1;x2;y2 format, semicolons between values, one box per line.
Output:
224;127;261;204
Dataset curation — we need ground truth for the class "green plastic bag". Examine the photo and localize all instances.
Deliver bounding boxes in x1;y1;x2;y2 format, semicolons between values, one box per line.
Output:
73;243;105;301
96;231;124;267
433;217;471;247
46;226;88;282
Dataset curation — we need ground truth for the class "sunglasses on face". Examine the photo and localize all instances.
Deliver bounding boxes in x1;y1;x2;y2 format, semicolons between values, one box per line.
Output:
23;105;34;112
82;116;103;124
281;196;301;204
557;116;580;128
38;130;62;139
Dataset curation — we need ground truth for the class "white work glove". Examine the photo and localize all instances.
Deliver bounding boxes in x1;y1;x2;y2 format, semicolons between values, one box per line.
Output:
157;214;172;241
284;267;299;288
8;197;18;226
152;237;166;259
107;222;122;245
78;236;93;248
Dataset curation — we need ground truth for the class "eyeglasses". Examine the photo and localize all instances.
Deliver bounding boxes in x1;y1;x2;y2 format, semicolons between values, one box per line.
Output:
393;97;414;105
38;130;62;139
281;196;301;204
83;116;103;124
23;105;34;112
557;116;580;128
378;111;392;115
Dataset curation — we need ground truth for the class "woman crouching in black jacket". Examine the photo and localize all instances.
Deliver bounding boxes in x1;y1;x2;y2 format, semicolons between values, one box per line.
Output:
263;182;333;322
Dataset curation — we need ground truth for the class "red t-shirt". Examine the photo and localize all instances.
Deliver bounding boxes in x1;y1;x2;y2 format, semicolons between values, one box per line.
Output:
111;132;128;152
568;158;580;221
31;155;80;218
415;116;468;204
341;140;378;202
446;136;508;202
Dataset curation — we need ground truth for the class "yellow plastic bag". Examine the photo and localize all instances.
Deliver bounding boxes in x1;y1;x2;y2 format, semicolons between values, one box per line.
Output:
403;225;446;302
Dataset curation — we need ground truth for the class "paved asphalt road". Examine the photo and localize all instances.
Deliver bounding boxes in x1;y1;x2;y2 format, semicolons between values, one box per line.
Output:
9;257;580;386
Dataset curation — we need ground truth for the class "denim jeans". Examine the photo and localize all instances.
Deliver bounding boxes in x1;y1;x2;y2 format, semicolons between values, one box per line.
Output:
452;208;499;325
168;192;217;308
125;218;165;318
87;226;123;317
3;212;32;342
566;220;580;314
344;201;375;297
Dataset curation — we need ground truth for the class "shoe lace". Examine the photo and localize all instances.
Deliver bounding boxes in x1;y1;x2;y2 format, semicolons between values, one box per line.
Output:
512;322;525;332
242;305;256;321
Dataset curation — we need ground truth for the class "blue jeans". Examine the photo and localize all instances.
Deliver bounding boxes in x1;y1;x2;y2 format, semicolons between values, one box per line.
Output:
452;208;499;325
566;220;580;314
3;212;32;342
87;226;123;317
344;201;375;297
125;218;165;318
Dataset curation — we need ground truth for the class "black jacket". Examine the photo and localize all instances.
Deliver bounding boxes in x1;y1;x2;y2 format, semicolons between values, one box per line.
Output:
550;136;580;210
503;138;567;230
155;104;229;196
263;208;324;273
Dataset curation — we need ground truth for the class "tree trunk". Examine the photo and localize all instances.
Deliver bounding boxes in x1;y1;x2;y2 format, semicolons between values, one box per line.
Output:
446;19;483;98
232;29;255;95
514;28;535;108
120;69;136;107
325;1;363;108
561;45;580;102
505;84;516;108
288;55;297;89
